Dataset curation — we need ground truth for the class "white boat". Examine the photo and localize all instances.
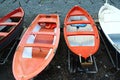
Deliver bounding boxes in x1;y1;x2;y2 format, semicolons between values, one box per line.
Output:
98;2;120;53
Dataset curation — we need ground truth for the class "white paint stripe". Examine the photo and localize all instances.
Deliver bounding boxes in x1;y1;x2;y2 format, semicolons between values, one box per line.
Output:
52;28;57;45
45;49;53;60
53;36;56;45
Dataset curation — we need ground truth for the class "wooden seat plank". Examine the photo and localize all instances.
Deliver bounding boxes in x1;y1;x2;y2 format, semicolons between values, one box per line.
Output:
0;22;17;26
66;21;91;25
0;32;8;37
31;32;55;35
24;43;54;48
66;31;94;36
11;12;22;18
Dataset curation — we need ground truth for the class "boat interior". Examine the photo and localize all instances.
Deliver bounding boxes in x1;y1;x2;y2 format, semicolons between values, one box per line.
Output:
0;17;21;40
66;15;95;46
22;22;57;59
100;9;120;50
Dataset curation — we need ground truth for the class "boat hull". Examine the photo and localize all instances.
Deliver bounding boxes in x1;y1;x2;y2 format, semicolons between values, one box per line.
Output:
99;3;120;69
99;3;120;53
64;5;100;59
0;18;23;51
13;14;60;80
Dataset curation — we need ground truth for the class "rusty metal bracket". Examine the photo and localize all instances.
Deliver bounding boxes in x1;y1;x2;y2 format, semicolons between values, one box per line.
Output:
78;55;98;73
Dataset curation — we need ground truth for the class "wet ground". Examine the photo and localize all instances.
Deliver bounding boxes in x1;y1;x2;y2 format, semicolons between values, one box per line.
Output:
0;0;120;80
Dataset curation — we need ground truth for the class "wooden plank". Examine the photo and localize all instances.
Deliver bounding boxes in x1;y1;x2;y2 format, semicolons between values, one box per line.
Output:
66;31;94;36
0;22;17;26
24;43;54;48
11;12;22;17
39;19;56;23
66;21;91;25
69;13;85;16
31;32;55;35
0;32;8;37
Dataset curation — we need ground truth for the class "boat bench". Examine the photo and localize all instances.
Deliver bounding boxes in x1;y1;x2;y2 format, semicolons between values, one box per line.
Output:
31;32;55;36
0;22;18;26
66;21;91;25
0;32;8;37
66;31;94;36
11;12;22;18
24;43;54;48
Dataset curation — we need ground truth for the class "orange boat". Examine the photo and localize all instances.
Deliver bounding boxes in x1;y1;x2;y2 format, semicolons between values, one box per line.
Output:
0;7;24;51
64;5;100;59
12;14;60;80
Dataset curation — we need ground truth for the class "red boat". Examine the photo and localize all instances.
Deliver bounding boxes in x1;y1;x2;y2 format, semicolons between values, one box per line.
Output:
64;5;100;59
12;14;60;80
0;7;24;51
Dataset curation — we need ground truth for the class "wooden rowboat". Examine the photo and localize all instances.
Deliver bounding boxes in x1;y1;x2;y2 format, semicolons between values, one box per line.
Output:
12;14;60;80
0;7;24;51
99;2;120;54
64;5;100;59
